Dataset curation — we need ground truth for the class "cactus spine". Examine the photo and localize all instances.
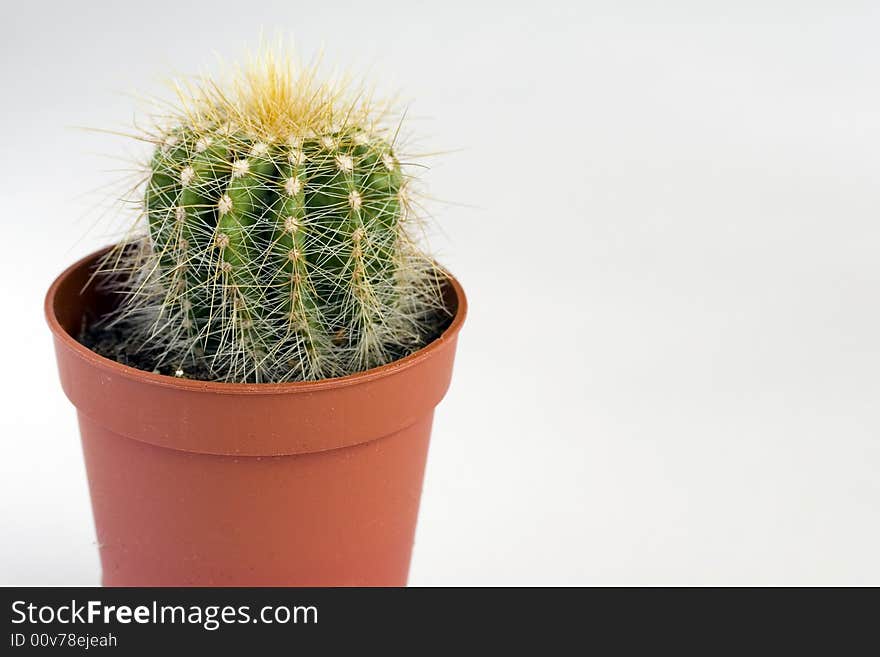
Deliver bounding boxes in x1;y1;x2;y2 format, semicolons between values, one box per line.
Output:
105;52;444;383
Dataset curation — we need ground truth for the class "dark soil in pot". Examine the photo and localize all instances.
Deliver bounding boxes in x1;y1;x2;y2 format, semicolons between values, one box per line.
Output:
79;305;452;381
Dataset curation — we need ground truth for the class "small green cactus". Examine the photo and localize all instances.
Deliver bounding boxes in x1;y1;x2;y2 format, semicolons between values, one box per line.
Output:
101;51;445;382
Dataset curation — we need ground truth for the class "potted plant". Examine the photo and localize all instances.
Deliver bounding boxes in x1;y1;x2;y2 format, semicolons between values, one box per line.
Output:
44;50;466;586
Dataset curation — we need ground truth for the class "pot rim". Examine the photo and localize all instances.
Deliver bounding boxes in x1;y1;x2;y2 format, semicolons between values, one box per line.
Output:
45;246;467;396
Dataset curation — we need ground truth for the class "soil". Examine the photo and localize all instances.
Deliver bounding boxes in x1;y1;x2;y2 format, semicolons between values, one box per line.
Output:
79;322;216;381
78;312;451;382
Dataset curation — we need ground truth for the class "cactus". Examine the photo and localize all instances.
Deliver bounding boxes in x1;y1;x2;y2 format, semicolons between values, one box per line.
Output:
99;51;446;383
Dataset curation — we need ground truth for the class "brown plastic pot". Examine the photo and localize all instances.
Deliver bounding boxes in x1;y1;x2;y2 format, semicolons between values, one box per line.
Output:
45;247;466;586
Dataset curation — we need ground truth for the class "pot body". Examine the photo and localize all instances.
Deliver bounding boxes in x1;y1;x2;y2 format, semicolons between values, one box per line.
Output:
76;411;434;586
46;248;466;586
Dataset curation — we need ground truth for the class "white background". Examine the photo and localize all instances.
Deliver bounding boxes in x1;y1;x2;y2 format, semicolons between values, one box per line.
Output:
1;1;878;585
